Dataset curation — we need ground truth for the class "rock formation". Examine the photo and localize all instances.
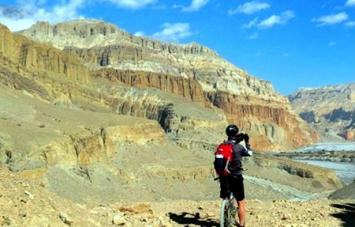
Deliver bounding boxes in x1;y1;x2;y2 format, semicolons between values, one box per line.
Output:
289;84;355;141
0;24;89;83
94;69;206;104
19;19;319;151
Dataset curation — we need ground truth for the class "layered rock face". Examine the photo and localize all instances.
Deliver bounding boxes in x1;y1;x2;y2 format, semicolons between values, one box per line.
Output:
289;84;355;141
1;22;226;145
95;69;206;103
205;92;318;150
19;20;318;150
0;24;89;83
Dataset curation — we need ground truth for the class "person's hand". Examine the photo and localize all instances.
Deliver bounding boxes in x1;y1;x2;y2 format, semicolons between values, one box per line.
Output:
244;133;249;143
246;143;251;150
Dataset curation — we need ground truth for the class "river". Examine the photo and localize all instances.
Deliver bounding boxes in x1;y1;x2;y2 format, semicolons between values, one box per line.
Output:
297;159;355;184
293;143;355;184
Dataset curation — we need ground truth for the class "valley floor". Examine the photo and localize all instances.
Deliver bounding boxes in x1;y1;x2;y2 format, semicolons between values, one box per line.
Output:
0;167;354;227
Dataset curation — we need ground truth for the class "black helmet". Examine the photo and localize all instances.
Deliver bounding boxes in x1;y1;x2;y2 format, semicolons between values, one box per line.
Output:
226;124;239;137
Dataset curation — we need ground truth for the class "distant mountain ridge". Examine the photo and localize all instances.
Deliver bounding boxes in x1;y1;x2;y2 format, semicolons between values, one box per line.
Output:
19;20;216;55
18;19;281;100
289;83;355;141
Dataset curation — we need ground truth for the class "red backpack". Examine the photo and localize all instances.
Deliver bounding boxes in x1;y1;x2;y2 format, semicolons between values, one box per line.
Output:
214;143;233;176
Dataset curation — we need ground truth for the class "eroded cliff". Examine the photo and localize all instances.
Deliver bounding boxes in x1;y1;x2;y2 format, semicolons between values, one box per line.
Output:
95;68;317;150
95;69;206;104
19;20;318;151
0;24;89;83
289;84;355;141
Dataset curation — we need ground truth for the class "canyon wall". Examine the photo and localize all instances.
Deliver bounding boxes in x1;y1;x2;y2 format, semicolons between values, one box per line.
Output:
95;68;317;150
206;91;319;150
1;22;226;140
19;19;319;150
0;24;89;83
95;69;206;104
289;84;355;141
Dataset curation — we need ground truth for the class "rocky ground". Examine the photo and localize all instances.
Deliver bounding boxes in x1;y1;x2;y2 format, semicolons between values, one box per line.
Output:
0;166;354;227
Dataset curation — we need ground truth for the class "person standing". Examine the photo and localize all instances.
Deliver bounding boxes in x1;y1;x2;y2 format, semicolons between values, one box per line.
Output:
219;124;252;227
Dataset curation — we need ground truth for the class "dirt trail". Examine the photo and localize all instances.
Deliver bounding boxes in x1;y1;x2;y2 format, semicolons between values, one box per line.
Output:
245;175;318;200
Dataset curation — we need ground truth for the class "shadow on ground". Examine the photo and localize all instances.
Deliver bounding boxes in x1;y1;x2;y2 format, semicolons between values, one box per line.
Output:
169;212;219;227
331;203;355;227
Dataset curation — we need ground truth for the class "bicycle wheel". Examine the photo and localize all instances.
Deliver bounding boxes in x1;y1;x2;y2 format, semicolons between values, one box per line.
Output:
220;199;235;227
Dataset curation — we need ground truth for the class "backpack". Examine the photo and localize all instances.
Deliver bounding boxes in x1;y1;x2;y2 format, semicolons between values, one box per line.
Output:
214;142;233;176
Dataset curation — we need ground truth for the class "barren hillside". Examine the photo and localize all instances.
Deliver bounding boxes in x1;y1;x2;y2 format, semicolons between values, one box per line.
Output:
289;84;355;141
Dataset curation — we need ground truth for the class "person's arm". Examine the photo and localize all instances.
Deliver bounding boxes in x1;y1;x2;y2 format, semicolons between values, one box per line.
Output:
240;141;253;156
240;145;253;156
241;133;253;156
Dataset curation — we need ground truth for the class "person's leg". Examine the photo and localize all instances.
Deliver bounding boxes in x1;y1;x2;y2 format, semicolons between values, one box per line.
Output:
237;199;246;226
231;175;246;226
219;176;229;199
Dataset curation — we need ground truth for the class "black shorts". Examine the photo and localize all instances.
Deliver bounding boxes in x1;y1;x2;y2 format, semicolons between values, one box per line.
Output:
219;175;245;201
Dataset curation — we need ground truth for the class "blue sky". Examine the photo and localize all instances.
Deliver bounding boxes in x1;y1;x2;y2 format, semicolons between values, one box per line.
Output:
0;0;354;95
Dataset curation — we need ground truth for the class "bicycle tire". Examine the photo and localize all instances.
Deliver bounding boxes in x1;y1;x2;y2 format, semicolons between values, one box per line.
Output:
220;197;239;227
220;199;235;227
220;199;228;227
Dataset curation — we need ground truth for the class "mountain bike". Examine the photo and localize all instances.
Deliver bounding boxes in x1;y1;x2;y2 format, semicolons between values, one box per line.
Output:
220;191;238;227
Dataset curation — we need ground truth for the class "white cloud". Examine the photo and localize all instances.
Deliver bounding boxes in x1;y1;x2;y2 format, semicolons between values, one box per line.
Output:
258;11;295;29
0;17;36;32
346;0;355;7
0;0;85;31
313;12;349;25
242;17;259;29
134;31;145;36
345;21;355;27
242;11;294;29
0;0;158;31
229;1;270;15
107;0;156;9
153;23;193;42
182;0;209;12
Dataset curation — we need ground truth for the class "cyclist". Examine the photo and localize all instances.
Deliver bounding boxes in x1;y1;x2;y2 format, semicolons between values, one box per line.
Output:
220;124;252;227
